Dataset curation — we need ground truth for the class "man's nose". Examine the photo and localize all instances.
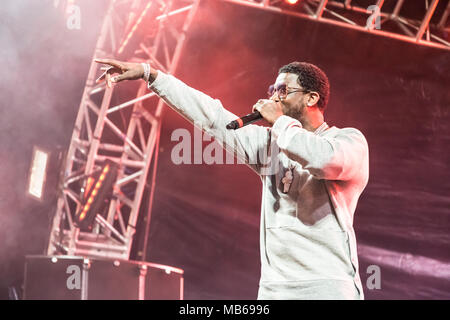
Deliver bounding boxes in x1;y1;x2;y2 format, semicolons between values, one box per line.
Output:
269;92;279;101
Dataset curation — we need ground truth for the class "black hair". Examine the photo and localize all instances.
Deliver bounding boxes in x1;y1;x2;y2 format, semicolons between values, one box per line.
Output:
278;62;330;111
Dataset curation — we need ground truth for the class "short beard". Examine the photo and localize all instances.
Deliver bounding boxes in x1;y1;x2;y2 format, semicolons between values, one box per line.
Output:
282;103;304;121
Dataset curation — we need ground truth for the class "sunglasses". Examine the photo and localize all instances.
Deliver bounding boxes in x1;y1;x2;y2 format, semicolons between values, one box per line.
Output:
267;83;309;99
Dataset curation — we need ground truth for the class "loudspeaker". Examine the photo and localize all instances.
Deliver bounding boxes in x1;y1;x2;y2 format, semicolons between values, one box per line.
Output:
23;255;183;300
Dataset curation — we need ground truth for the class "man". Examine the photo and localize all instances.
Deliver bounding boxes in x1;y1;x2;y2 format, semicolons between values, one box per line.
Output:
95;59;369;300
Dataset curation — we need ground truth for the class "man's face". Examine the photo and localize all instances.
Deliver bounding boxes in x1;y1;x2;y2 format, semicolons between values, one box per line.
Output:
269;72;309;121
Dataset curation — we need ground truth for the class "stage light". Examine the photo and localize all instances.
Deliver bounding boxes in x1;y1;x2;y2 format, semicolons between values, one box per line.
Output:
74;160;118;231
27;145;65;202
285;0;299;4
27;147;50;201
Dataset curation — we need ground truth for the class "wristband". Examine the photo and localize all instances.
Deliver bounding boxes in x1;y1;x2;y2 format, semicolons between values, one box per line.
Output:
141;63;150;83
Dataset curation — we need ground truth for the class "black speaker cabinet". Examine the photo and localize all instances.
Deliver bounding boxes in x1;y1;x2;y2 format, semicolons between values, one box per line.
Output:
23;255;184;300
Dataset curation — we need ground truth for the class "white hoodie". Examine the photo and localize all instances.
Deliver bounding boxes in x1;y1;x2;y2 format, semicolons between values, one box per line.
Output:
149;71;369;300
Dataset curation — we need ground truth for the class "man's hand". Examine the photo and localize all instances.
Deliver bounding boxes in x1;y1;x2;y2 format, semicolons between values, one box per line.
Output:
252;99;284;125
95;58;144;88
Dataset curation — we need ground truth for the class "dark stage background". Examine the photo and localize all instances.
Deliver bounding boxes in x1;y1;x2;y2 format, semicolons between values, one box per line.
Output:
0;0;449;299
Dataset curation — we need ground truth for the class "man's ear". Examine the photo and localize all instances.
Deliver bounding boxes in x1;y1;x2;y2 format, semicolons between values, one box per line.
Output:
307;92;320;107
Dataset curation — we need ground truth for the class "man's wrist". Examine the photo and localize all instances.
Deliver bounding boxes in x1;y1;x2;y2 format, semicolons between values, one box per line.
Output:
141;63;151;83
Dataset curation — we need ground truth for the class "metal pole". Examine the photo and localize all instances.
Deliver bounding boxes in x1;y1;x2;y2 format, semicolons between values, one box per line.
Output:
416;0;439;41
315;0;328;19
392;0;405;18
141;123;160;261
437;0;450;29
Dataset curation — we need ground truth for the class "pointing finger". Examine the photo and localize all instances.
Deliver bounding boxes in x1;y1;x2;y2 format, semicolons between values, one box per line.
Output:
94;58;123;70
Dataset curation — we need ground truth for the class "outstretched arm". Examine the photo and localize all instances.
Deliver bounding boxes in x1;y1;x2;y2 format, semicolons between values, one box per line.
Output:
94;59;270;174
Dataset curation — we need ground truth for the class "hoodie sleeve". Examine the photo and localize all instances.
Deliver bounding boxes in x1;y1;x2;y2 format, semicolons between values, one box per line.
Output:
271;115;369;181
148;71;270;174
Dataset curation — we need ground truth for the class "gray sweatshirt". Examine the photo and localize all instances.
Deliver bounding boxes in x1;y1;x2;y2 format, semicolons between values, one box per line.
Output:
149;71;369;300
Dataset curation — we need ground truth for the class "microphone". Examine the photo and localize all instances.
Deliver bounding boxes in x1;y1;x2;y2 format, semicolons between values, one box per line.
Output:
226;111;262;130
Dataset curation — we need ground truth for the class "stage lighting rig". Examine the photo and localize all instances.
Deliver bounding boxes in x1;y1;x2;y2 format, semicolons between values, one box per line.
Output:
74;160;118;231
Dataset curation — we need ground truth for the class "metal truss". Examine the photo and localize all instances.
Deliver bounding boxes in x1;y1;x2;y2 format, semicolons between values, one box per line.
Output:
47;0;447;261
47;0;200;260
224;0;450;51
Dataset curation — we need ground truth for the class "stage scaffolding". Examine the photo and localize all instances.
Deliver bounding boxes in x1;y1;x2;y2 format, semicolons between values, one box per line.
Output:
47;0;449;261
226;0;450;51
47;0;201;260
